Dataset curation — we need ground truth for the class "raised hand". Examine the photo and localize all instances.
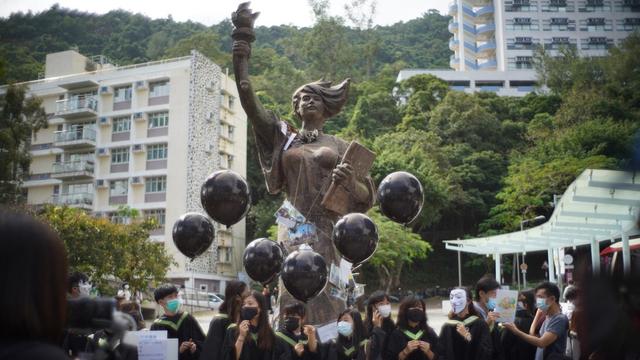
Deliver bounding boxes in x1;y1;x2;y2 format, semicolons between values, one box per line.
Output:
231;2;260;31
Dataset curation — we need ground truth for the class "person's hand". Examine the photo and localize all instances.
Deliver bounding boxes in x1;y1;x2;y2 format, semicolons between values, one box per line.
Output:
303;325;316;340
232;40;251;58
502;322;517;333
456;323;471;342
418;341;431;355
332;163;354;187
294;343;305;356
404;340;420;353
487;311;500;326
179;341;190;353
372;309;383;328
238;320;250;339
188;339;197;354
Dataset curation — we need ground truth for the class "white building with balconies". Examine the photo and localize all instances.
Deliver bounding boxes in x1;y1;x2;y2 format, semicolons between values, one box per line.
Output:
399;0;640;96
1;50;248;294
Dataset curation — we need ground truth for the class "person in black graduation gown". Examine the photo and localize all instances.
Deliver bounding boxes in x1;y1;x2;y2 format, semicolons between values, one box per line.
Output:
500;290;536;360
439;288;492;360
200;280;249;360
364;291;396;360
150;284;206;360
326;309;369;360
386;295;439;360
275;302;319;360
222;290;290;360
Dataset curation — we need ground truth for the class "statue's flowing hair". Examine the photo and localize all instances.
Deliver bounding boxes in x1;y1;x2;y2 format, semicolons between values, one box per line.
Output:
292;78;350;120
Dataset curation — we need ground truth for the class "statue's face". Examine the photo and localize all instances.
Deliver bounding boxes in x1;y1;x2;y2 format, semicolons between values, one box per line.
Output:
297;91;325;123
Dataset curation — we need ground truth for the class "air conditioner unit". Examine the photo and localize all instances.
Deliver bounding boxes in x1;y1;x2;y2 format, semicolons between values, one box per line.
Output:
99;86;112;95
96;179;108;188
130;176;143;185
97;148;110;156
132;144;145;152
133;112;146;121
135;80;148;90
99;117;110;126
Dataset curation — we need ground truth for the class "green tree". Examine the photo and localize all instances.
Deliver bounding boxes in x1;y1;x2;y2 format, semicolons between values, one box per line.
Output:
39;206;174;295
0;84;47;204
368;209;432;292
164;30;230;68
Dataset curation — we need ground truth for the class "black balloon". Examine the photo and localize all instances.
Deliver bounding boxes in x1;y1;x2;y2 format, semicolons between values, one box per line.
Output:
242;238;284;285
377;171;424;224
201;170;251;227
333;213;378;264
281;245;328;302
172;212;215;259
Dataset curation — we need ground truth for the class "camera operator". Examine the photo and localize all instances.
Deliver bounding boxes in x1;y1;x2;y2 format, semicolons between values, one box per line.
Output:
64;271;94;357
84;300;141;360
0;210;69;360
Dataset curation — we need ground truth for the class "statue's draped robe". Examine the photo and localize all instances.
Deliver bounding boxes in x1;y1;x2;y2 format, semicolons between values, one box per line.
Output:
253;113;375;325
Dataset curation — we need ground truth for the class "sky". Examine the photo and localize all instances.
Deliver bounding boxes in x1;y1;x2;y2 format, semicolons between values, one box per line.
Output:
0;0;450;27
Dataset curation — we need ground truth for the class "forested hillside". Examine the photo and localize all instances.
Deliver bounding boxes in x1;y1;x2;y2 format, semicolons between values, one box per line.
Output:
2;4;638;290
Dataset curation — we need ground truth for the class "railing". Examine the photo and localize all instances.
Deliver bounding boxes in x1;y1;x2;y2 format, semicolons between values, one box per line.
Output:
55;97;98;114
54;128;97;143
52;160;94;174
51;192;93;206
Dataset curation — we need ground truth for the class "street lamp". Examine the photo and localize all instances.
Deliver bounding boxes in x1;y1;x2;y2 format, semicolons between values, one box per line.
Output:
518;215;546;288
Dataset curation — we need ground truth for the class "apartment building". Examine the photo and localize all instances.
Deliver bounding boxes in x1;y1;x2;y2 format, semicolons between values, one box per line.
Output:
398;0;640;96
6;50;247;293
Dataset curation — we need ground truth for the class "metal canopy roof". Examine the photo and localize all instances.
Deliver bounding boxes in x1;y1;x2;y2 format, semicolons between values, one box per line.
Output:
444;169;640;256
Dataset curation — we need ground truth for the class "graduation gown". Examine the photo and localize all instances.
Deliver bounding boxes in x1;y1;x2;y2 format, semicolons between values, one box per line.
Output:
438;315;492;360
325;335;368;360
200;313;232;360
150;312;206;360
385;326;440;360
367;318;395;360
221;324;291;360
500;310;536;360
275;328;320;360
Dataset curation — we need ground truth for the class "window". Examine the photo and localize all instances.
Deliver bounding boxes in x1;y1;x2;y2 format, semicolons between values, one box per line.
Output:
228;95;236;109
109;179;128;196
111;147;129;164
228;125;235;140
148;111;169;128
147;143;168;160
114;86;132;102
145;209;166;226
112;116;131;133
149;81;170;98
145;176;167;193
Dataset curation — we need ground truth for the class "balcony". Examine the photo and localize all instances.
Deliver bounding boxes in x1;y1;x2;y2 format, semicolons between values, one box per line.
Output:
53;128;96;149
448;21;459;32
450;55;461;69
449;2;458;15
449;38;460;50
475;23;496;40
51;160;95;180
51;192;93;210
478;59;498;69
55;97;98;119
219;138;233;154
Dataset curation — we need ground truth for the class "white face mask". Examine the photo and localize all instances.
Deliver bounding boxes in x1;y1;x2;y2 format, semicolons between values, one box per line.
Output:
79;281;92;296
450;289;467;314
377;304;392;318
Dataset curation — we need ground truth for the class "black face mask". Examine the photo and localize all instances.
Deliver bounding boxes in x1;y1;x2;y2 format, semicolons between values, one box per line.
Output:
407;308;425;323
284;317;300;332
241;306;259;321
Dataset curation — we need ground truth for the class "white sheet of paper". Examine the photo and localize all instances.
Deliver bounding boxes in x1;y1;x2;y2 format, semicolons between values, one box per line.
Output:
123;330;167;347
495;289;519;323
316;321;338;343
339;259;352;285
166;338;179;360
138;339;166;360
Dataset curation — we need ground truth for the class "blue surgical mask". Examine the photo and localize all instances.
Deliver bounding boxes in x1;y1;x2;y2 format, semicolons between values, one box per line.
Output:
487;297;497;310
536;297;549;312
166;298;182;313
337;321;353;337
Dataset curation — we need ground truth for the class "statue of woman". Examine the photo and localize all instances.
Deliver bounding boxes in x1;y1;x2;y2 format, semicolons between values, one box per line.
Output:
231;3;376;324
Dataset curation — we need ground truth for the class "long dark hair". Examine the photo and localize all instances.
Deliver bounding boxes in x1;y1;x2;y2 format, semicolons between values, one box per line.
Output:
519;289;536;317
220;280;247;321
0;210;68;344
397;295;429;331
448;287;478;320
240;291;274;351
336;309;367;348
364;290;395;334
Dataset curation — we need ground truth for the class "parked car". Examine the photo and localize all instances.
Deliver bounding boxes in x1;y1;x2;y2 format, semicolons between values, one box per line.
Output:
183;291;223;310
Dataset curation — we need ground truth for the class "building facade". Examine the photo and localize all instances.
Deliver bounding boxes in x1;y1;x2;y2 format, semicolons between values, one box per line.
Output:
399;0;640;96
8;50;247;294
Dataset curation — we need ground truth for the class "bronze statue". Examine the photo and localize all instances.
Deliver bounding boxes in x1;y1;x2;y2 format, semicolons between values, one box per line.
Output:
231;2;376;325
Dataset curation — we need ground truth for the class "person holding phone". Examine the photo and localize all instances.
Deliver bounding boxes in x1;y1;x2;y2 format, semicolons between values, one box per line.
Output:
364;291;395;360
